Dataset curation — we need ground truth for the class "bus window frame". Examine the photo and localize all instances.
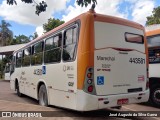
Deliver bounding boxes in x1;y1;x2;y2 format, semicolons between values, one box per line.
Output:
125;32;144;44
147;34;160;47
22;47;31;67
62;24;79;63
31;41;44;66
44;32;62;64
16;51;22;68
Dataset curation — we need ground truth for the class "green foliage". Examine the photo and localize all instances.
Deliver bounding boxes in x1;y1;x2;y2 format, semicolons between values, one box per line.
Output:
76;0;97;7
6;0;47;15
146;6;160;25
6;0;97;15
43;18;65;32
33;32;38;39
29;32;38;40
0;20;13;46
0;55;10;75
10;35;30;45
7;0;17;5
35;1;47;16
22;0;32;3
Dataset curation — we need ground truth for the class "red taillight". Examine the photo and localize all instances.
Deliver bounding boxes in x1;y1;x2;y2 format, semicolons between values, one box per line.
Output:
87;73;92;78
88;85;93;92
83;67;96;95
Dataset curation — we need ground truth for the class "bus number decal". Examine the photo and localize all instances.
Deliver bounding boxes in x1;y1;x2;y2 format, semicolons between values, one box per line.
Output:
129;58;145;64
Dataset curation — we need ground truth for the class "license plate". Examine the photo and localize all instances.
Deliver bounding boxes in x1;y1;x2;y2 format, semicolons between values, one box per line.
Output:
117;98;128;105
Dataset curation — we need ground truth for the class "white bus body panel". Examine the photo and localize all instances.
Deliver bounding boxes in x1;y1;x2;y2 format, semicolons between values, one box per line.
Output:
4;64;11;81
10;61;77;110
94;22;148;99
45;62;77;109
4;73;10;81
149;64;160;77
76;89;149;111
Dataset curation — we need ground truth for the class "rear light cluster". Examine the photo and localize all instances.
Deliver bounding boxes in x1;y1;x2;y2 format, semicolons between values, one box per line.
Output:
83;67;96;95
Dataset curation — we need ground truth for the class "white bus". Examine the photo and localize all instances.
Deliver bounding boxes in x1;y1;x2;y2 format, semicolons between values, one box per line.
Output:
10;9;149;111
146;27;160;107
4;63;10;81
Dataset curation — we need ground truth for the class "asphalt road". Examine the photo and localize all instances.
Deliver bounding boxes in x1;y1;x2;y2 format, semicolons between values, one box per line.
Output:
0;80;159;120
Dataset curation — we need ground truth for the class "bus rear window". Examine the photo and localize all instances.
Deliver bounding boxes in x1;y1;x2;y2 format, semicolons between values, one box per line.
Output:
147;34;160;47
125;32;144;44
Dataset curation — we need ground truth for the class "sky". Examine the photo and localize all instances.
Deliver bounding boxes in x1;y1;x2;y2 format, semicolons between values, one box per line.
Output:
0;0;160;37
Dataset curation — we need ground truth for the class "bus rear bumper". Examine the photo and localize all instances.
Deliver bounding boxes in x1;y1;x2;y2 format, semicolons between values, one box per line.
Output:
76;89;149;111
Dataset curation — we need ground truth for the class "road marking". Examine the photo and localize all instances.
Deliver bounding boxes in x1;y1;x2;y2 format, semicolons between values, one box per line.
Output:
122;106;160;120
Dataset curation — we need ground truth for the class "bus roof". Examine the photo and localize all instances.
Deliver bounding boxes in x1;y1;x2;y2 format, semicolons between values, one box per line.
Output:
14;10;144;54
146;29;160;36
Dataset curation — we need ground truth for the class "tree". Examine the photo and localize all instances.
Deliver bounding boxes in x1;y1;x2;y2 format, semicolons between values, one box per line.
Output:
33;32;38;39
7;0;47;15
29;32;38;40
146;6;160;25
0;20;13;46
76;0;97;7
10;35;30;45
43;18;65;33
6;0;97;15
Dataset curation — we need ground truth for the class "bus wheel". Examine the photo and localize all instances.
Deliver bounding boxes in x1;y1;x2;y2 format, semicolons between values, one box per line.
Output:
38;84;48;106
150;85;160;107
16;82;22;97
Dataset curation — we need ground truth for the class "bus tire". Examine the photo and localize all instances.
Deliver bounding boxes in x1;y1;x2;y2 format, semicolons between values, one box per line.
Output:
38;84;48;106
16;82;22;97
150;85;160;107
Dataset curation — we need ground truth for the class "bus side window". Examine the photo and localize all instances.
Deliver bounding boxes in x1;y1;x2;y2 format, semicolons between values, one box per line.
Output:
44;34;62;63
63;26;78;61
16;51;22;68
22;47;31;66
31;42;43;65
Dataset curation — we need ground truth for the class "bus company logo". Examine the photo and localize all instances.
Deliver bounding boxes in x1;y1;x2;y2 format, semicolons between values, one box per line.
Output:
97;56;115;61
97;76;104;85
